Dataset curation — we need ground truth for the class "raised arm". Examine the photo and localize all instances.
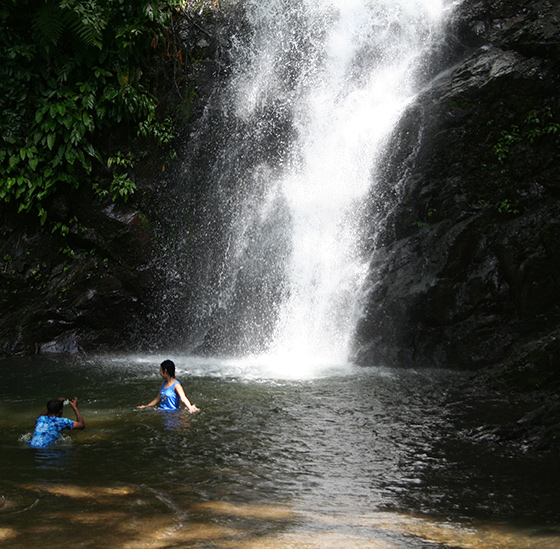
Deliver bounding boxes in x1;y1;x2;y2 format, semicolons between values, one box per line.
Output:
68;397;85;429
175;383;199;413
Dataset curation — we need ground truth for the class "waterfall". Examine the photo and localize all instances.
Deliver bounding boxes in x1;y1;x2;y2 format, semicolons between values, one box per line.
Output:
168;0;449;371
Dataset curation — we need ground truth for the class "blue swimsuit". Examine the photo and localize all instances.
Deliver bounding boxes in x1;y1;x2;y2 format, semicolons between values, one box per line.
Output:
159;381;180;410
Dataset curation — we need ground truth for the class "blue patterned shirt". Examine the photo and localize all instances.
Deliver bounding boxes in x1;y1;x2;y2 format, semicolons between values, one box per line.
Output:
29;415;74;448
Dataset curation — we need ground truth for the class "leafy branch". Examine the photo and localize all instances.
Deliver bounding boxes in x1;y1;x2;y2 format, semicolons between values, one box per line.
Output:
0;0;187;224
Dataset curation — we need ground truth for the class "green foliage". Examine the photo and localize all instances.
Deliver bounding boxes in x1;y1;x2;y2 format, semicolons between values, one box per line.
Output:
490;108;559;167
525;108;560;142
492;125;522;165
0;0;185;223
496;198;519;216
482;107;560;215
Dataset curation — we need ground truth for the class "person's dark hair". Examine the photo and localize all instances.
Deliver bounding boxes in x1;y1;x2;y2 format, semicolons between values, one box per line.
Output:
47;399;64;415
160;359;176;378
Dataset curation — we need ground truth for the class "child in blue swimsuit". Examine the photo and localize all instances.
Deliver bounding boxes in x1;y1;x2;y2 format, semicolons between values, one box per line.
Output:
29;397;85;448
137;360;199;413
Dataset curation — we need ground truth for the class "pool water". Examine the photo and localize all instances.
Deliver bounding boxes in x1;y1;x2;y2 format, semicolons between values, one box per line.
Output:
0;355;558;547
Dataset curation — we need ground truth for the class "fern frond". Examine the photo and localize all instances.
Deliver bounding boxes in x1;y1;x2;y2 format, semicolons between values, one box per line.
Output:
60;0;105;50
66;14;103;49
32;3;65;47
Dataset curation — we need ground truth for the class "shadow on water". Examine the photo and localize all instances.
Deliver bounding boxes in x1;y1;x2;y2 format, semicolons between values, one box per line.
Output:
0;355;559;547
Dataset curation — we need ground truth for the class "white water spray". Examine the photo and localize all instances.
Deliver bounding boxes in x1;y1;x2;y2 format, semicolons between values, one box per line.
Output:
179;0;450;373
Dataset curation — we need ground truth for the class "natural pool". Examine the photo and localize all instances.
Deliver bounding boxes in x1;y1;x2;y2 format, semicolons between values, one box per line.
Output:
1;355;558;547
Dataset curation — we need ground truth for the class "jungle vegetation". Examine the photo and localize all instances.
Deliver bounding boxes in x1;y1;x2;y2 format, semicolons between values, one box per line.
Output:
0;0;200;229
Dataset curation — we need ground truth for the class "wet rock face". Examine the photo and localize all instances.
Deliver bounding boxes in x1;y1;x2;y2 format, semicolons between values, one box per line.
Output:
354;0;560;379
0;191;156;356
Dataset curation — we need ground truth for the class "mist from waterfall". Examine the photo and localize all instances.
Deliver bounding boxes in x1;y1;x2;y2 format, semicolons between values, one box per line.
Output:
169;0;450;372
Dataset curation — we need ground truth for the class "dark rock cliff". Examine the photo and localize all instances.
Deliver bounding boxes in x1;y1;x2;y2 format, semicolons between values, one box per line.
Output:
354;0;560;435
0;181;156;355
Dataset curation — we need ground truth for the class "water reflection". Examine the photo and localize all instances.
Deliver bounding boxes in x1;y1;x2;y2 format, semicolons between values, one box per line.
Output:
160;410;194;432
31;446;75;473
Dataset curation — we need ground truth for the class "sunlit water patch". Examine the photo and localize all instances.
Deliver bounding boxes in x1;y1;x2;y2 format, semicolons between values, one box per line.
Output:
101;353;363;380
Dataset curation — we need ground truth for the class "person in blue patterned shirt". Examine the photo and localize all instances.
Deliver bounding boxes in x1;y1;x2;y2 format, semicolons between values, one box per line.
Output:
29;397;85;448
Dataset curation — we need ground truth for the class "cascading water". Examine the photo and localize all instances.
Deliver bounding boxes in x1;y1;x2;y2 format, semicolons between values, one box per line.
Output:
166;0;450;372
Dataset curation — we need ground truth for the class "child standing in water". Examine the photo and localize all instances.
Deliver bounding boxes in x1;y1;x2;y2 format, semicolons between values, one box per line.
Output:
137;360;199;413
29;397;85;448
